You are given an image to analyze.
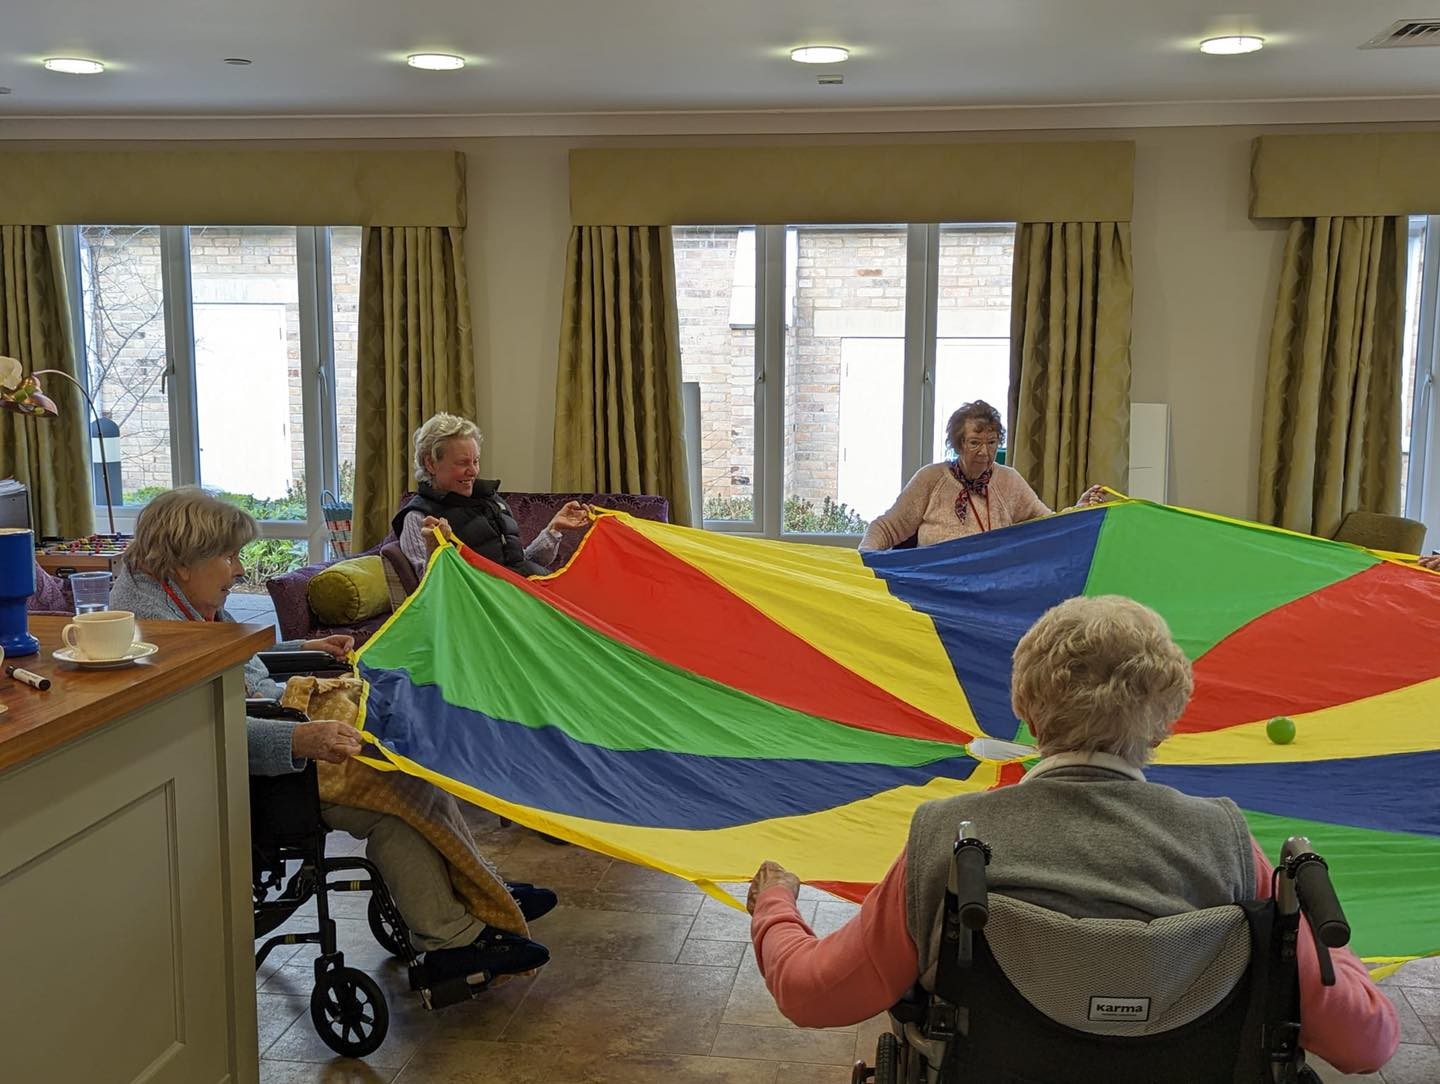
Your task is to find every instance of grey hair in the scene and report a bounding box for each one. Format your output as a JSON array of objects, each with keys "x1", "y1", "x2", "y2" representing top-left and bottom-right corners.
[
  {"x1": 123, "y1": 486, "x2": 258, "y2": 582},
  {"x1": 1011, "y1": 595, "x2": 1193, "y2": 766},
  {"x1": 413, "y1": 413, "x2": 483, "y2": 485}
]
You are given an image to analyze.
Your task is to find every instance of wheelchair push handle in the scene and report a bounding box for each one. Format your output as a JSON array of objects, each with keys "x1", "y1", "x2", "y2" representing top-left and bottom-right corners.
[
  {"x1": 1291, "y1": 854, "x2": 1351, "y2": 949},
  {"x1": 950, "y1": 820, "x2": 991, "y2": 931}
]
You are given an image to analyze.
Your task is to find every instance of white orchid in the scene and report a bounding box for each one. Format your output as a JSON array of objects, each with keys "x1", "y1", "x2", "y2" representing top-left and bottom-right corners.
[{"x1": 0, "y1": 355, "x2": 20, "y2": 392}]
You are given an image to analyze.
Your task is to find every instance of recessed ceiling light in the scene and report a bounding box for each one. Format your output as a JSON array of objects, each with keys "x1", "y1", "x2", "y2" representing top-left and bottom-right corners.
[
  {"x1": 1199, "y1": 35, "x2": 1265, "y2": 55},
  {"x1": 790, "y1": 46, "x2": 850, "y2": 65},
  {"x1": 42, "y1": 57, "x2": 105, "y2": 75},
  {"x1": 407, "y1": 53, "x2": 465, "y2": 71},
  {"x1": 223, "y1": 57, "x2": 253, "y2": 66}
]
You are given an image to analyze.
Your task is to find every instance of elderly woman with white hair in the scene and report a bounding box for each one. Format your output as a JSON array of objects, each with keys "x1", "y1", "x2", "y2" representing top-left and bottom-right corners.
[
  {"x1": 394, "y1": 413, "x2": 589, "y2": 576},
  {"x1": 110, "y1": 487, "x2": 554, "y2": 988},
  {"x1": 744, "y1": 595, "x2": 1398, "y2": 1075}
]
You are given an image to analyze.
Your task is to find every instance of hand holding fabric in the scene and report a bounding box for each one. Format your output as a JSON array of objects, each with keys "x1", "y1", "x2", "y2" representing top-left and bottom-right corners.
[
  {"x1": 747, "y1": 860, "x2": 801, "y2": 914},
  {"x1": 547, "y1": 500, "x2": 591, "y2": 533},
  {"x1": 302, "y1": 634, "x2": 354, "y2": 660},
  {"x1": 291, "y1": 720, "x2": 365, "y2": 764}
]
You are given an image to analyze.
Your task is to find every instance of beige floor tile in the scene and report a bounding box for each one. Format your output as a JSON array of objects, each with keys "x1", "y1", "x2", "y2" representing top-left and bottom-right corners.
[
  {"x1": 1381, "y1": 956, "x2": 1440, "y2": 989},
  {"x1": 259, "y1": 994, "x2": 311, "y2": 1054},
  {"x1": 1378, "y1": 1041, "x2": 1440, "y2": 1084},
  {"x1": 1384, "y1": 986, "x2": 1435, "y2": 1046},
  {"x1": 710, "y1": 1023, "x2": 856, "y2": 1065},
  {"x1": 264, "y1": 992, "x2": 437, "y2": 1070},
  {"x1": 775, "y1": 1064, "x2": 857, "y2": 1084},
  {"x1": 598, "y1": 860, "x2": 704, "y2": 896},
  {"x1": 500, "y1": 836, "x2": 614, "y2": 892},
  {"x1": 1402, "y1": 984, "x2": 1440, "y2": 1042},
  {"x1": 679, "y1": 939, "x2": 749, "y2": 969},
  {"x1": 534, "y1": 905, "x2": 695, "y2": 963},
  {"x1": 559, "y1": 886, "x2": 704, "y2": 916},
  {"x1": 261, "y1": 1059, "x2": 400, "y2": 1083},
  {"x1": 396, "y1": 1040, "x2": 778, "y2": 1083},
  {"x1": 723, "y1": 946, "x2": 804, "y2": 1030},
  {"x1": 498, "y1": 952, "x2": 735, "y2": 1056},
  {"x1": 810, "y1": 901, "x2": 861, "y2": 938}
]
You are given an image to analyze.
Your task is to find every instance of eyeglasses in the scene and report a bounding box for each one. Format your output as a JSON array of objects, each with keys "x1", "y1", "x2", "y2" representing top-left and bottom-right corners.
[{"x1": 961, "y1": 439, "x2": 999, "y2": 453}]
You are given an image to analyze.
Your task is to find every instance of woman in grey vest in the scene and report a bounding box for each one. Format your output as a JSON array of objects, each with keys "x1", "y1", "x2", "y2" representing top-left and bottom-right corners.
[
  {"x1": 745, "y1": 596, "x2": 1397, "y2": 1075},
  {"x1": 395, "y1": 413, "x2": 589, "y2": 577}
]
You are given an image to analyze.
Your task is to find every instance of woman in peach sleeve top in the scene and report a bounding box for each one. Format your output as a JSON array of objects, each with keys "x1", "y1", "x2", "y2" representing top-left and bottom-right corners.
[
  {"x1": 859, "y1": 399, "x2": 1104, "y2": 551},
  {"x1": 746, "y1": 596, "x2": 1399, "y2": 1077}
]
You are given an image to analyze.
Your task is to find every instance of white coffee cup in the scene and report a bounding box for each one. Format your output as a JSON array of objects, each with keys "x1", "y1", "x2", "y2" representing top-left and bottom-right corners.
[{"x1": 61, "y1": 610, "x2": 138, "y2": 661}]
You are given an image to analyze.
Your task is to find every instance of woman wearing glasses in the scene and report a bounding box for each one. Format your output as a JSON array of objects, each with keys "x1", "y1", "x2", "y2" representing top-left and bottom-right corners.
[{"x1": 858, "y1": 400, "x2": 1105, "y2": 552}]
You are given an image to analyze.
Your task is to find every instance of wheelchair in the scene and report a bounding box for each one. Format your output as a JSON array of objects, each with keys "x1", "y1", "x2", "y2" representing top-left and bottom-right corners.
[
  {"x1": 853, "y1": 824, "x2": 1351, "y2": 1084},
  {"x1": 248, "y1": 698, "x2": 506, "y2": 1058}
]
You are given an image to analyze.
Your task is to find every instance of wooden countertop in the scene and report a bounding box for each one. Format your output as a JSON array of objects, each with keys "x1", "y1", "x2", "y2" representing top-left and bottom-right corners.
[{"x1": 0, "y1": 616, "x2": 275, "y2": 774}]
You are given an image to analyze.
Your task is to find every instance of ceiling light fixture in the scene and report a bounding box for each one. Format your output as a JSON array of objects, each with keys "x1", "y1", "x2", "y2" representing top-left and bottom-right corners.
[
  {"x1": 42, "y1": 57, "x2": 105, "y2": 75},
  {"x1": 790, "y1": 46, "x2": 850, "y2": 65},
  {"x1": 223, "y1": 57, "x2": 253, "y2": 66},
  {"x1": 407, "y1": 53, "x2": 465, "y2": 71},
  {"x1": 1199, "y1": 35, "x2": 1265, "y2": 55}
]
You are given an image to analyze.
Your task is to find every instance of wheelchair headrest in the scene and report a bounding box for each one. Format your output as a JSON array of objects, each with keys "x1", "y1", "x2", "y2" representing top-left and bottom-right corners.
[{"x1": 981, "y1": 896, "x2": 1252, "y2": 1037}]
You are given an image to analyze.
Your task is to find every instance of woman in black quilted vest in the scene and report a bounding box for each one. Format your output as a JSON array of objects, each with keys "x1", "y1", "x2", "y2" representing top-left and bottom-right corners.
[{"x1": 393, "y1": 413, "x2": 589, "y2": 577}]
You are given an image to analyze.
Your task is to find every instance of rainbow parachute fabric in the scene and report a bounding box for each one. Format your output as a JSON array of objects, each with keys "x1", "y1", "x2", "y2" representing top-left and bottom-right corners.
[{"x1": 353, "y1": 500, "x2": 1440, "y2": 966}]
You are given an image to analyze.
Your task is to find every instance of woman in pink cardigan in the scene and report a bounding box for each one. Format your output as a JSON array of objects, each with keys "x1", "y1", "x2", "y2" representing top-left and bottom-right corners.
[
  {"x1": 859, "y1": 399, "x2": 1104, "y2": 551},
  {"x1": 747, "y1": 596, "x2": 1399, "y2": 1076}
]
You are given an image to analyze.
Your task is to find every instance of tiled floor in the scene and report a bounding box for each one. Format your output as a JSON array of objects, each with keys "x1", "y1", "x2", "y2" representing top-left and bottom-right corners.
[{"x1": 254, "y1": 811, "x2": 1440, "y2": 1084}]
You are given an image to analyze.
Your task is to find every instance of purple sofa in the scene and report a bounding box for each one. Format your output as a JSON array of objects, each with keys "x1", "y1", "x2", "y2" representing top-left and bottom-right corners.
[{"x1": 266, "y1": 491, "x2": 671, "y2": 645}]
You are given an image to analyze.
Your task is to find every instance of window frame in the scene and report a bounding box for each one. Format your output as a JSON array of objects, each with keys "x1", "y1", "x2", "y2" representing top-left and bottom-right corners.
[
  {"x1": 62, "y1": 224, "x2": 348, "y2": 563},
  {"x1": 1405, "y1": 215, "x2": 1440, "y2": 548},
  {"x1": 688, "y1": 221, "x2": 1010, "y2": 544}
]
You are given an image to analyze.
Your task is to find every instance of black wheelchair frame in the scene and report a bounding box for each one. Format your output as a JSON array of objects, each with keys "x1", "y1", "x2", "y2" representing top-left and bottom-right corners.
[
  {"x1": 248, "y1": 697, "x2": 502, "y2": 1058},
  {"x1": 854, "y1": 825, "x2": 1349, "y2": 1084}
]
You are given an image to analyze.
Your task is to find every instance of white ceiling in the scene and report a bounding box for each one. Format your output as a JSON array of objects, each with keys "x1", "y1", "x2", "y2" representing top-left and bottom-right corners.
[{"x1": 3, "y1": 1, "x2": 1439, "y2": 118}]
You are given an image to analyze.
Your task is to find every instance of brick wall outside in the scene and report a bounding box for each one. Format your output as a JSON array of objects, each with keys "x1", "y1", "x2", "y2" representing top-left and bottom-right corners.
[
  {"x1": 80, "y1": 225, "x2": 362, "y2": 503},
  {"x1": 674, "y1": 224, "x2": 1014, "y2": 515}
]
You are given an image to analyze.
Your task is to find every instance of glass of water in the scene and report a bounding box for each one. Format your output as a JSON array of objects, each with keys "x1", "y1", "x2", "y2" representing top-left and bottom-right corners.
[{"x1": 70, "y1": 571, "x2": 113, "y2": 614}]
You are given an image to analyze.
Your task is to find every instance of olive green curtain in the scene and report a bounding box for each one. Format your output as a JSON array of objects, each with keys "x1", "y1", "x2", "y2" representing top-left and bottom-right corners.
[
  {"x1": 0, "y1": 226, "x2": 93, "y2": 538},
  {"x1": 352, "y1": 226, "x2": 477, "y2": 549},
  {"x1": 1257, "y1": 216, "x2": 1406, "y2": 538},
  {"x1": 552, "y1": 226, "x2": 692, "y2": 525},
  {"x1": 1007, "y1": 222, "x2": 1133, "y2": 509}
]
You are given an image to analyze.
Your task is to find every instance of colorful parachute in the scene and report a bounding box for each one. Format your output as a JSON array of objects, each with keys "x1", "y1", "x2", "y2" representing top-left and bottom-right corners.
[{"x1": 353, "y1": 500, "x2": 1440, "y2": 966}]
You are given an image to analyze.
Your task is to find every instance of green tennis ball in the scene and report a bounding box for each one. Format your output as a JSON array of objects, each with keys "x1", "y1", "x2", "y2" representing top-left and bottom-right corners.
[{"x1": 1266, "y1": 716, "x2": 1296, "y2": 745}]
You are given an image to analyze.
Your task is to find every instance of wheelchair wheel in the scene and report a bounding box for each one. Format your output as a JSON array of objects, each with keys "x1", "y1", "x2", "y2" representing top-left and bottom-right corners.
[
  {"x1": 367, "y1": 893, "x2": 409, "y2": 959},
  {"x1": 310, "y1": 965, "x2": 388, "y2": 1058},
  {"x1": 874, "y1": 1032, "x2": 899, "y2": 1084}
]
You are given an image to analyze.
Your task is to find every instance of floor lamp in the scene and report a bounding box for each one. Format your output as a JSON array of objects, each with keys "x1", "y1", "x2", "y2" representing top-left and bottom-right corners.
[{"x1": 0, "y1": 357, "x2": 118, "y2": 536}]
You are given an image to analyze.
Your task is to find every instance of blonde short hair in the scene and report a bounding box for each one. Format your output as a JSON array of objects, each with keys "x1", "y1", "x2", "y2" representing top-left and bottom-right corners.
[
  {"x1": 413, "y1": 413, "x2": 483, "y2": 485},
  {"x1": 1011, "y1": 595, "x2": 1193, "y2": 766},
  {"x1": 124, "y1": 487, "x2": 258, "y2": 581}
]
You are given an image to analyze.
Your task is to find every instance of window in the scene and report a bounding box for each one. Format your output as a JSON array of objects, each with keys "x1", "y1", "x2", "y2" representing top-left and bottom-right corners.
[
  {"x1": 675, "y1": 223, "x2": 1016, "y2": 540},
  {"x1": 1404, "y1": 216, "x2": 1438, "y2": 549},
  {"x1": 66, "y1": 225, "x2": 363, "y2": 572}
]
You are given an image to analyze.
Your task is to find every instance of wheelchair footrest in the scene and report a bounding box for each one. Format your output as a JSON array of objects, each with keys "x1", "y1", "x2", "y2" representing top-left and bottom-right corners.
[{"x1": 420, "y1": 973, "x2": 494, "y2": 1010}]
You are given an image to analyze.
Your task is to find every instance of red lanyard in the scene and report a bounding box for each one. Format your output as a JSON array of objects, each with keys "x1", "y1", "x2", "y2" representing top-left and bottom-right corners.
[
  {"x1": 972, "y1": 494, "x2": 991, "y2": 534},
  {"x1": 161, "y1": 580, "x2": 217, "y2": 622}
]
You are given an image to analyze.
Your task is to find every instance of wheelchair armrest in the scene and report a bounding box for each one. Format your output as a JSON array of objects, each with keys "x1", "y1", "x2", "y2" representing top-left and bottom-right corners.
[
  {"x1": 889, "y1": 983, "x2": 929, "y2": 1025},
  {"x1": 246, "y1": 698, "x2": 309, "y2": 722},
  {"x1": 257, "y1": 650, "x2": 351, "y2": 678}
]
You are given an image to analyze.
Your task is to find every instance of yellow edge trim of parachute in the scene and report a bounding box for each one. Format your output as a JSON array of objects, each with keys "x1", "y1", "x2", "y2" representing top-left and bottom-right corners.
[
  {"x1": 607, "y1": 511, "x2": 978, "y2": 734},
  {"x1": 345, "y1": 729, "x2": 1001, "y2": 908},
  {"x1": 1155, "y1": 674, "x2": 1440, "y2": 766},
  {"x1": 1094, "y1": 487, "x2": 1429, "y2": 566}
]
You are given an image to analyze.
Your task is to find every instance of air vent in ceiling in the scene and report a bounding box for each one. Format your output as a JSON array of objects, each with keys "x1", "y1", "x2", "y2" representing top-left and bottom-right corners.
[
  {"x1": 817, "y1": 73, "x2": 844, "y2": 86},
  {"x1": 1362, "y1": 20, "x2": 1440, "y2": 48}
]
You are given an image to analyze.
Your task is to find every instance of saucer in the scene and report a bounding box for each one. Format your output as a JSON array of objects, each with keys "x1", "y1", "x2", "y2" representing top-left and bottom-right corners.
[{"x1": 53, "y1": 642, "x2": 159, "y2": 669}]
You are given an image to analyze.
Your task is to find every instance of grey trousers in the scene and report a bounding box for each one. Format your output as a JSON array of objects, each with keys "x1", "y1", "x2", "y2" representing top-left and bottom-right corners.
[{"x1": 321, "y1": 803, "x2": 485, "y2": 952}]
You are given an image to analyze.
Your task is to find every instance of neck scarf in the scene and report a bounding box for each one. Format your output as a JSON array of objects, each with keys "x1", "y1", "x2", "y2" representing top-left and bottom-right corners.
[{"x1": 948, "y1": 461, "x2": 993, "y2": 524}]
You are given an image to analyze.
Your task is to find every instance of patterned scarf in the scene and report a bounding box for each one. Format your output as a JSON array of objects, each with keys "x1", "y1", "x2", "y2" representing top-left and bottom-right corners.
[{"x1": 949, "y1": 461, "x2": 993, "y2": 523}]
